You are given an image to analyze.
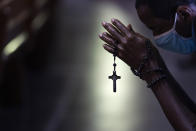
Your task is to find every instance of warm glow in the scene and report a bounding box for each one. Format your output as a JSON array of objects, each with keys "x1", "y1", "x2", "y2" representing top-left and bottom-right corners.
[{"x1": 3, "y1": 32, "x2": 28, "y2": 57}]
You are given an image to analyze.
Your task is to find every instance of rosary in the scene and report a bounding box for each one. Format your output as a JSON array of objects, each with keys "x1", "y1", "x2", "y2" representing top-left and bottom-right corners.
[
  {"x1": 108, "y1": 45, "x2": 121, "y2": 93},
  {"x1": 107, "y1": 40, "x2": 167, "y2": 92}
]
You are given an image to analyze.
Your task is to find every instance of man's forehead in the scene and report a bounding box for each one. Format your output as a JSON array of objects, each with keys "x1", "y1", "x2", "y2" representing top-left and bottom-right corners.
[
  {"x1": 137, "y1": 5, "x2": 155, "y2": 24},
  {"x1": 137, "y1": 5, "x2": 154, "y2": 18}
]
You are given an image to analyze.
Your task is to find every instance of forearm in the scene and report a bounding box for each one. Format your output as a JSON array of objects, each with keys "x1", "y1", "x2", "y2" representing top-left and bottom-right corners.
[
  {"x1": 152, "y1": 78, "x2": 196, "y2": 130},
  {"x1": 145, "y1": 54, "x2": 196, "y2": 130}
]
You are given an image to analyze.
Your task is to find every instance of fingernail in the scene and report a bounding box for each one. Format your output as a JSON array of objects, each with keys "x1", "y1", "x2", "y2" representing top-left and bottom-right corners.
[
  {"x1": 102, "y1": 21, "x2": 106, "y2": 26},
  {"x1": 103, "y1": 32, "x2": 107, "y2": 35},
  {"x1": 99, "y1": 33, "x2": 102, "y2": 37},
  {"x1": 111, "y1": 18, "x2": 115, "y2": 23}
]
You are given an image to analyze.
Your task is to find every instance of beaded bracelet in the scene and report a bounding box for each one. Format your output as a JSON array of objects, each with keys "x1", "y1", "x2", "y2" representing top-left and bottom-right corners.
[
  {"x1": 140, "y1": 68, "x2": 164, "y2": 78},
  {"x1": 130, "y1": 40, "x2": 167, "y2": 89},
  {"x1": 147, "y1": 75, "x2": 167, "y2": 88},
  {"x1": 131, "y1": 40, "x2": 152, "y2": 77}
]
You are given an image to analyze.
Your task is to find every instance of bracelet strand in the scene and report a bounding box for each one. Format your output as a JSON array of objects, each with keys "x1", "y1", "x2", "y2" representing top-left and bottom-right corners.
[
  {"x1": 147, "y1": 75, "x2": 167, "y2": 88},
  {"x1": 130, "y1": 40, "x2": 167, "y2": 89}
]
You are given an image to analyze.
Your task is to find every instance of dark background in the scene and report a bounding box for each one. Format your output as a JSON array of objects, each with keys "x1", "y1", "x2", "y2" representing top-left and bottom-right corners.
[{"x1": 0, "y1": 0, "x2": 196, "y2": 131}]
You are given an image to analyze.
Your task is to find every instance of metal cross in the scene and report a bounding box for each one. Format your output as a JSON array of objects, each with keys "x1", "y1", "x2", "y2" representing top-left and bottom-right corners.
[
  {"x1": 109, "y1": 71, "x2": 121, "y2": 92},
  {"x1": 109, "y1": 53, "x2": 121, "y2": 93}
]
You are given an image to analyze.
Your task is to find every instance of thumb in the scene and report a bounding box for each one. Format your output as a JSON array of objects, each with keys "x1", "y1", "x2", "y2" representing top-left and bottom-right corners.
[{"x1": 127, "y1": 24, "x2": 135, "y2": 33}]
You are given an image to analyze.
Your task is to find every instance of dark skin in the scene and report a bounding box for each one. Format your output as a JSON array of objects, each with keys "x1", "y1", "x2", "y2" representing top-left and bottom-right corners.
[
  {"x1": 99, "y1": 4, "x2": 196, "y2": 131},
  {"x1": 137, "y1": 5, "x2": 194, "y2": 37}
]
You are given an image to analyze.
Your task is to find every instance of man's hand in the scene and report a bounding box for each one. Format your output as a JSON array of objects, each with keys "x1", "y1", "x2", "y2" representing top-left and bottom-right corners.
[
  {"x1": 99, "y1": 19, "x2": 196, "y2": 131},
  {"x1": 99, "y1": 18, "x2": 166, "y2": 83},
  {"x1": 99, "y1": 18, "x2": 157, "y2": 69}
]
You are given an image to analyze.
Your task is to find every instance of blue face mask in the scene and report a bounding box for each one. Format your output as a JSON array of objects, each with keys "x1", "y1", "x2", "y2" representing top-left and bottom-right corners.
[{"x1": 154, "y1": 13, "x2": 196, "y2": 54}]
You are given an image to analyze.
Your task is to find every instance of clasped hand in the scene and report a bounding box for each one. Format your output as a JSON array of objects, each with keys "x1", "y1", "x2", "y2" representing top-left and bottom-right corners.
[{"x1": 99, "y1": 18, "x2": 157, "y2": 69}]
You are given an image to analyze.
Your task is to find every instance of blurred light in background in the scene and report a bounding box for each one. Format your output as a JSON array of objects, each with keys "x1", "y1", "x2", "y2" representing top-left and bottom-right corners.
[
  {"x1": 32, "y1": 11, "x2": 49, "y2": 31},
  {"x1": 3, "y1": 32, "x2": 28, "y2": 57}
]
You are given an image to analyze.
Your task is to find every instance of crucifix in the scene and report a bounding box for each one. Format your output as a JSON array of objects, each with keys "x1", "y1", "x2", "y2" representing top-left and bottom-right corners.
[{"x1": 108, "y1": 49, "x2": 121, "y2": 93}]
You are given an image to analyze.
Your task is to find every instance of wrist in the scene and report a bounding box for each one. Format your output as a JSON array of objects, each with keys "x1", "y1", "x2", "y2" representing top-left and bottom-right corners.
[
  {"x1": 130, "y1": 39, "x2": 168, "y2": 86},
  {"x1": 143, "y1": 59, "x2": 167, "y2": 84}
]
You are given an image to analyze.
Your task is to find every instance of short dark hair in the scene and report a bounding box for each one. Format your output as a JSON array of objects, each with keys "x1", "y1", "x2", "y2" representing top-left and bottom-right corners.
[{"x1": 135, "y1": 0, "x2": 193, "y2": 20}]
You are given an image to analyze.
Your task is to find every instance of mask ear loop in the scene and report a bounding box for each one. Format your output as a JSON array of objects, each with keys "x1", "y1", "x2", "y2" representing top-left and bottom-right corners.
[
  {"x1": 154, "y1": 13, "x2": 178, "y2": 39},
  {"x1": 173, "y1": 13, "x2": 178, "y2": 29}
]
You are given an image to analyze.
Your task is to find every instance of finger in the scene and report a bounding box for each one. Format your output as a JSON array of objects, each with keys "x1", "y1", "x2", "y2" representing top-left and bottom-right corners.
[
  {"x1": 105, "y1": 33, "x2": 120, "y2": 45},
  {"x1": 102, "y1": 22, "x2": 124, "y2": 42},
  {"x1": 100, "y1": 33, "x2": 125, "y2": 52},
  {"x1": 111, "y1": 18, "x2": 131, "y2": 36},
  {"x1": 104, "y1": 32, "x2": 119, "y2": 46},
  {"x1": 103, "y1": 44, "x2": 115, "y2": 54},
  {"x1": 99, "y1": 32, "x2": 116, "y2": 47},
  {"x1": 103, "y1": 44, "x2": 124, "y2": 59},
  {"x1": 104, "y1": 32, "x2": 115, "y2": 40}
]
